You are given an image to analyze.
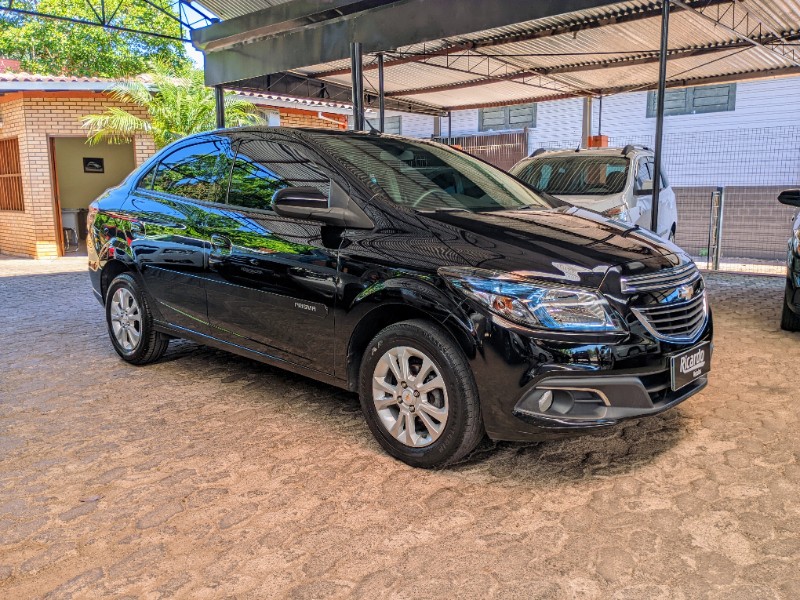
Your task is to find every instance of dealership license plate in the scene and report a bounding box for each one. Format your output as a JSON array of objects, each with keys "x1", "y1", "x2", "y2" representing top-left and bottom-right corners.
[{"x1": 670, "y1": 342, "x2": 711, "y2": 391}]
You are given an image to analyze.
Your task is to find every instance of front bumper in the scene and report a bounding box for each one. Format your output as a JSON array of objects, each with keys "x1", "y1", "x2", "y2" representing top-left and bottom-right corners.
[
  {"x1": 511, "y1": 369, "x2": 706, "y2": 431},
  {"x1": 468, "y1": 312, "x2": 713, "y2": 442}
]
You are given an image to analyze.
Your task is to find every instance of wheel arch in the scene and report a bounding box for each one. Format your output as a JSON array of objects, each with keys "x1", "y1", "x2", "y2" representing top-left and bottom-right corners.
[
  {"x1": 344, "y1": 287, "x2": 478, "y2": 392},
  {"x1": 100, "y1": 259, "x2": 131, "y2": 303}
]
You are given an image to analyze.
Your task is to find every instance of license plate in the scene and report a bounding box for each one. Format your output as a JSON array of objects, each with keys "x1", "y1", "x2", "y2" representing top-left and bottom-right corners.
[{"x1": 670, "y1": 342, "x2": 711, "y2": 391}]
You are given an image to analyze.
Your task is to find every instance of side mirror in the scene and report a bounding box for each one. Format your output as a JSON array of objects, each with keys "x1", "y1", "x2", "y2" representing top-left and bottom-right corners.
[
  {"x1": 634, "y1": 179, "x2": 653, "y2": 195},
  {"x1": 272, "y1": 183, "x2": 373, "y2": 229},
  {"x1": 778, "y1": 189, "x2": 800, "y2": 207},
  {"x1": 273, "y1": 187, "x2": 328, "y2": 216}
]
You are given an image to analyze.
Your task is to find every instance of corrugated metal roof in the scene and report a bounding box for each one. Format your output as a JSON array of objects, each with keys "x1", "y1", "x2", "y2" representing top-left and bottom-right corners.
[{"x1": 197, "y1": 0, "x2": 800, "y2": 110}]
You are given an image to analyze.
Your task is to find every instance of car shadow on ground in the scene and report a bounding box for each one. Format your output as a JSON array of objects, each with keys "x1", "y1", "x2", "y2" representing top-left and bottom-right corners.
[{"x1": 157, "y1": 338, "x2": 688, "y2": 485}]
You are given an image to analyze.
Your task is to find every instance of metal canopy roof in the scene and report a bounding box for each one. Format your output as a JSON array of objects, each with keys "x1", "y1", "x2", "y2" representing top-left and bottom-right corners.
[{"x1": 192, "y1": 0, "x2": 800, "y2": 115}]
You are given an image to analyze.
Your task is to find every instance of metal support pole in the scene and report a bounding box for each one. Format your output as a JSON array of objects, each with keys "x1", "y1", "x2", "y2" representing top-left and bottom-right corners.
[
  {"x1": 706, "y1": 187, "x2": 725, "y2": 271},
  {"x1": 581, "y1": 97, "x2": 593, "y2": 148},
  {"x1": 214, "y1": 85, "x2": 225, "y2": 129},
  {"x1": 350, "y1": 42, "x2": 364, "y2": 131},
  {"x1": 377, "y1": 53, "x2": 385, "y2": 133},
  {"x1": 651, "y1": 0, "x2": 671, "y2": 234},
  {"x1": 448, "y1": 111, "x2": 452, "y2": 138},
  {"x1": 598, "y1": 93, "x2": 603, "y2": 136}
]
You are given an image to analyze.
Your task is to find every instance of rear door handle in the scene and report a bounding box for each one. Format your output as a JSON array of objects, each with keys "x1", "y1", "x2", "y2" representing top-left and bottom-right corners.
[{"x1": 211, "y1": 234, "x2": 232, "y2": 249}]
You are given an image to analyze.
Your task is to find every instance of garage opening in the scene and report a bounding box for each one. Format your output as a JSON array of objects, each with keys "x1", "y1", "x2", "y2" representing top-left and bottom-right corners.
[{"x1": 51, "y1": 137, "x2": 135, "y2": 256}]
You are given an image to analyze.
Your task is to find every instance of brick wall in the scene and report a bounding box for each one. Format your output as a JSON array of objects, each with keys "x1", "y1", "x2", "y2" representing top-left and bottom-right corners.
[
  {"x1": 278, "y1": 107, "x2": 347, "y2": 130},
  {"x1": 0, "y1": 98, "x2": 34, "y2": 257},
  {"x1": 0, "y1": 94, "x2": 344, "y2": 259},
  {"x1": 0, "y1": 92, "x2": 155, "y2": 258}
]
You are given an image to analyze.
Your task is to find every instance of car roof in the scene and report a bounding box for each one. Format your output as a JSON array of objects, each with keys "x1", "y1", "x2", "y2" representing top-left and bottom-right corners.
[{"x1": 527, "y1": 147, "x2": 651, "y2": 158}]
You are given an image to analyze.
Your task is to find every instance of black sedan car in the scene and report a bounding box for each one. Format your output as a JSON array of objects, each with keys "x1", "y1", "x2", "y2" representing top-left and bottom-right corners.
[
  {"x1": 88, "y1": 128, "x2": 712, "y2": 467},
  {"x1": 778, "y1": 189, "x2": 800, "y2": 331}
]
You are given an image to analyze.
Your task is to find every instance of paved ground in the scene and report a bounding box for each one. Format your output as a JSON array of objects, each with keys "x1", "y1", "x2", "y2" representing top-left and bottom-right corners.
[{"x1": 1, "y1": 256, "x2": 799, "y2": 599}]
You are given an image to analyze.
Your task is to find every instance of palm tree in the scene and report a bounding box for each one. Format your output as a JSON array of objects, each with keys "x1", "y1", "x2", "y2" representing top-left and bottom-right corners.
[{"x1": 82, "y1": 64, "x2": 263, "y2": 148}]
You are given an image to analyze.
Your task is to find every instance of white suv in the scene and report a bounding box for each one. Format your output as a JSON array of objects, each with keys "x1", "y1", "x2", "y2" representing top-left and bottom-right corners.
[{"x1": 509, "y1": 146, "x2": 678, "y2": 242}]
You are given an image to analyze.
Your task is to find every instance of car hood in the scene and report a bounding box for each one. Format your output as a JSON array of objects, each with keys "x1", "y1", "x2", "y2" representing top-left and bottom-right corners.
[{"x1": 412, "y1": 205, "x2": 685, "y2": 288}]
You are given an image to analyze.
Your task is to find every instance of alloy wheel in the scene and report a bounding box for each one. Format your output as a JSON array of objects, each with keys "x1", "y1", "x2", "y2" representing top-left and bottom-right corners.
[
  {"x1": 372, "y1": 346, "x2": 449, "y2": 447},
  {"x1": 110, "y1": 287, "x2": 142, "y2": 351}
]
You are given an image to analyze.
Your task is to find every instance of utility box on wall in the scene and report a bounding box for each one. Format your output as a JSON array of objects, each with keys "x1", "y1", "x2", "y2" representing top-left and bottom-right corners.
[{"x1": 588, "y1": 135, "x2": 609, "y2": 148}]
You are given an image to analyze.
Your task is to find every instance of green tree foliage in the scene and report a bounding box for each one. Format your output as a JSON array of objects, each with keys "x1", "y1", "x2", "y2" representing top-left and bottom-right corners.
[
  {"x1": 82, "y1": 64, "x2": 264, "y2": 148},
  {"x1": 0, "y1": 0, "x2": 188, "y2": 76}
]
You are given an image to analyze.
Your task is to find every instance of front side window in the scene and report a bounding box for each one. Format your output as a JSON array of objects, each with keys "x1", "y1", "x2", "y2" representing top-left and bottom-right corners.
[
  {"x1": 636, "y1": 158, "x2": 667, "y2": 192},
  {"x1": 516, "y1": 155, "x2": 629, "y2": 196},
  {"x1": 309, "y1": 133, "x2": 561, "y2": 213},
  {"x1": 146, "y1": 141, "x2": 228, "y2": 202},
  {"x1": 226, "y1": 139, "x2": 331, "y2": 210}
]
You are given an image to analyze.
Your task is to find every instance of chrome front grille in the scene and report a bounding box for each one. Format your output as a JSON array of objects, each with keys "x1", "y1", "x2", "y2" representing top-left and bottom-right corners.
[
  {"x1": 620, "y1": 262, "x2": 700, "y2": 294},
  {"x1": 630, "y1": 291, "x2": 708, "y2": 343},
  {"x1": 622, "y1": 263, "x2": 708, "y2": 343}
]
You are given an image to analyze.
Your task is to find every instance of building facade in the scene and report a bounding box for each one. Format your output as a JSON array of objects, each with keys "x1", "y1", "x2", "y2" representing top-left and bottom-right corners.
[{"x1": 0, "y1": 74, "x2": 350, "y2": 259}]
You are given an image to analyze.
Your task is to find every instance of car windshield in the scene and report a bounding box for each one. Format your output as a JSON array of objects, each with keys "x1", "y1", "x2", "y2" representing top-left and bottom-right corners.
[
  {"x1": 307, "y1": 133, "x2": 562, "y2": 213},
  {"x1": 513, "y1": 155, "x2": 629, "y2": 196}
]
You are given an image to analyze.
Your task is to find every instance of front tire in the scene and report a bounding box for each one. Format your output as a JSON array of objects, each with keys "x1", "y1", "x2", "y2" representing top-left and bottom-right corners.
[
  {"x1": 359, "y1": 319, "x2": 484, "y2": 468},
  {"x1": 780, "y1": 280, "x2": 800, "y2": 331},
  {"x1": 105, "y1": 273, "x2": 169, "y2": 364}
]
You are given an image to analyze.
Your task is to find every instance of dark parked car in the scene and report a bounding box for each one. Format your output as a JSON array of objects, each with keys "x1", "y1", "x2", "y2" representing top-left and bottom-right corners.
[
  {"x1": 88, "y1": 128, "x2": 712, "y2": 467},
  {"x1": 778, "y1": 189, "x2": 800, "y2": 331}
]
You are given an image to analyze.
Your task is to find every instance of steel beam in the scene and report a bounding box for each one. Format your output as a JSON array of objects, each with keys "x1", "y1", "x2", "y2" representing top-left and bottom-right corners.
[
  {"x1": 380, "y1": 39, "x2": 767, "y2": 99},
  {"x1": 311, "y1": 0, "x2": 732, "y2": 78},
  {"x1": 200, "y1": 0, "x2": 621, "y2": 87},
  {"x1": 215, "y1": 85, "x2": 225, "y2": 129},
  {"x1": 651, "y1": 0, "x2": 670, "y2": 235},
  {"x1": 377, "y1": 53, "x2": 385, "y2": 133},
  {"x1": 672, "y1": 0, "x2": 800, "y2": 68},
  {"x1": 350, "y1": 42, "x2": 365, "y2": 131},
  {"x1": 195, "y1": 0, "x2": 391, "y2": 52}
]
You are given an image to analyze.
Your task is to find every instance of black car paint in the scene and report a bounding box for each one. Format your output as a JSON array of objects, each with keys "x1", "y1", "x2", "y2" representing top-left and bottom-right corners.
[
  {"x1": 88, "y1": 127, "x2": 712, "y2": 443},
  {"x1": 784, "y1": 204, "x2": 800, "y2": 315}
]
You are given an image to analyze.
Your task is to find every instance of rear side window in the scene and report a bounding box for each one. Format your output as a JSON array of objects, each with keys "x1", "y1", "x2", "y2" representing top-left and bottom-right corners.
[
  {"x1": 226, "y1": 139, "x2": 331, "y2": 210},
  {"x1": 143, "y1": 141, "x2": 228, "y2": 202}
]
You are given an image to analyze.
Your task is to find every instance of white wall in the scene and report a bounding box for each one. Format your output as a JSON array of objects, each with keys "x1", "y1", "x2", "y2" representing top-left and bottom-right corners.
[{"x1": 390, "y1": 75, "x2": 800, "y2": 188}]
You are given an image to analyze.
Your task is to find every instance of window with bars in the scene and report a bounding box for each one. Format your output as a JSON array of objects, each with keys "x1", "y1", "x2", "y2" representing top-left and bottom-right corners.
[
  {"x1": 479, "y1": 103, "x2": 537, "y2": 132},
  {"x1": 366, "y1": 115, "x2": 402, "y2": 134},
  {"x1": 646, "y1": 84, "x2": 736, "y2": 118},
  {"x1": 0, "y1": 137, "x2": 24, "y2": 211}
]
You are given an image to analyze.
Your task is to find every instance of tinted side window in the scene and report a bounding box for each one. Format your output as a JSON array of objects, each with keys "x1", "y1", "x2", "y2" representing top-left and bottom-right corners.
[
  {"x1": 150, "y1": 141, "x2": 226, "y2": 201},
  {"x1": 642, "y1": 158, "x2": 667, "y2": 190},
  {"x1": 226, "y1": 139, "x2": 331, "y2": 210},
  {"x1": 635, "y1": 158, "x2": 651, "y2": 191}
]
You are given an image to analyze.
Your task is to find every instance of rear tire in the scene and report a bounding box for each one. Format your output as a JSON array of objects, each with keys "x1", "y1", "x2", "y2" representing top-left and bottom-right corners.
[
  {"x1": 359, "y1": 319, "x2": 484, "y2": 468},
  {"x1": 780, "y1": 281, "x2": 800, "y2": 332},
  {"x1": 105, "y1": 273, "x2": 169, "y2": 364}
]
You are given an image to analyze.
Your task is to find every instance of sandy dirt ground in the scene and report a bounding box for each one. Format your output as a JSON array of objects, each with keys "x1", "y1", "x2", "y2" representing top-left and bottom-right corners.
[{"x1": 0, "y1": 256, "x2": 798, "y2": 599}]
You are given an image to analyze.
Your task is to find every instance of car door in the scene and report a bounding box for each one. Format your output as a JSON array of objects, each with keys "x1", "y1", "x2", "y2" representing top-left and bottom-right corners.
[
  {"x1": 128, "y1": 138, "x2": 230, "y2": 333},
  {"x1": 203, "y1": 132, "x2": 340, "y2": 374}
]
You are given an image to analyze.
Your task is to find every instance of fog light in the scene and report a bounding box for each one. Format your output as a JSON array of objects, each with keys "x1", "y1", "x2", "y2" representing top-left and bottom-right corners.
[{"x1": 538, "y1": 390, "x2": 553, "y2": 412}]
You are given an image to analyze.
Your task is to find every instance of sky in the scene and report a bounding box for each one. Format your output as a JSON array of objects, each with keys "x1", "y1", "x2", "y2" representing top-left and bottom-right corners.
[{"x1": 185, "y1": 43, "x2": 205, "y2": 68}]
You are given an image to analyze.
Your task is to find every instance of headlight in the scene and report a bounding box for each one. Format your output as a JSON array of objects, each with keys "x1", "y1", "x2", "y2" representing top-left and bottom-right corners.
[
  {"x1": 603, "y1": 205, "x2": 631, "y2": 223},
  {"x1": 439, "y1": 267, "x2": 622, "y2": 332}
]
